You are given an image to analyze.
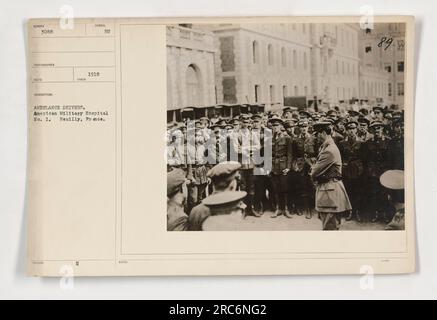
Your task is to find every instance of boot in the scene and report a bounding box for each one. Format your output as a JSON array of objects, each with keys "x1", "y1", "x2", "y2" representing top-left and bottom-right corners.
[
  {"x1": 284, "y1": 208, "x2": 293, "y2": 219},
  {"x1": 356, "y1": 210, "x2": 363, "y2": 223},
  {"x1": 371, "y1": 211, "x2": 380, "y2": 223},
  {"x1": 252, "y1": 207, "x2": 262, "y2": 217},
  {"x1": 345, "y1": 210, "x2": 354, "y2": 221},
  {"x1": 305, "y1": 208, "x2": 313, "y2": 219},
  {"x1": 244, "y1": 194, "x2": 254, "y2": 217},
  {"x1": 271, "y1": 209, "x2": 281, "y2": 218}
]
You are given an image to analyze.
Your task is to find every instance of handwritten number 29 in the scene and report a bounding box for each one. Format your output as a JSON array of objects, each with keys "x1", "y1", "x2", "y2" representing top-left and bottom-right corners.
[{"x1": 377, "y1": 37, "x2": 393, "y2": 51}]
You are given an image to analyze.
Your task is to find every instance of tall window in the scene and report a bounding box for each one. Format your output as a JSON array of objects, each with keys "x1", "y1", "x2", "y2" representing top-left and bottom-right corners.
[
  {"x1": 293, "y1": 50, "x2": 297, "y2": 69},
  {"x1": 252, "y1": 41, "x2": 259, "y2": 64},
  {"x1": 282, "y1": 85, "x2": 288, "y2": 99},
  {"x1": 294, "y1": 85, "x2": 299, "y2": 96},
  {"x1": 302, "y1": 23, "x2": 306, "y2": 34},
  {"x1": 268, "y1": 44, "x2": 274, "y2": 65},
  {"x1": 388, "y1": 83, "x2": 392, "y2": 97},
  {"x1": 303, "y1": 52, "x2": 308, "y2": 70},
  {"x1": 397, "y1": 82, "x2": 404, "y2": 96},
  {"x1": 304, "y1": 86, "x2": 308, "y2": 96},
  {"x1": 254, "y1": 85, "x2": 260, "y2": 102},
  {"x1": 269, "y1": 85, "x2": 275, "y2": 102},
  {"x1": 397, "y1": 61, "x2": 404, "y2": 72},
  {"x1": 385, "y1": 63, "x2": 392, "y2": 73},
  {"x1": 281, "y1": 47, "x2": 286, "y2": 67},
  {"x1": 336, "y1": 60, "x2": 339, "y2": 74}
]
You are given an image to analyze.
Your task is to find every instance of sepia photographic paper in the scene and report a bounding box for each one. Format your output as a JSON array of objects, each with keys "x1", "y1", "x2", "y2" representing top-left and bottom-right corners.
[{"x1": 27, "y1": 16, "x2": 415, "y2": 276}]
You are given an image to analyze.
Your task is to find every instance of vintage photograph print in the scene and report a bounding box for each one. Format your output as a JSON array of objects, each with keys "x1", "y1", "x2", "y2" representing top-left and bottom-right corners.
[{"x1": 166, "y1": 22, "x2": 406, "y2": 232}]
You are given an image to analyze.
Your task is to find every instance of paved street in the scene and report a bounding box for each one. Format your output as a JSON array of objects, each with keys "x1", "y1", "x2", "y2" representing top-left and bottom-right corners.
[{"x1": 242, "y1": 211, "x2": 386, "y2": 231}]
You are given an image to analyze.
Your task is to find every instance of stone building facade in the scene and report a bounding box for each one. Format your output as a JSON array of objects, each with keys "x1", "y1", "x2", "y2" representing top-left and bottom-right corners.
[
  {"x1": 166, "y1": 25, "x2": 217, "y2": 110},
  {"x1": 166, "y1": 23, "x2": 405, "y2": 111},
  {"x1": 358, "y1": 23, "x2": 406, "y2": 107},
  {"x1": 309, "y1": 23, "x2": 360, "y2": 105}
]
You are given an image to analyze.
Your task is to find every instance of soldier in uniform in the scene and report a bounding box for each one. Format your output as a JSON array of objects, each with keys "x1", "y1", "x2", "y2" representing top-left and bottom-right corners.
[
  {"x1": 269, "y1": 115, "x2": 293, "y2": 218},
  {"x1": 357, "y1": 117, "x2": 373, "y2": 142},
  {"x1": 311, "y1": 122, "x2": 352, "y2": 230},
  {"x1": 167, "y1": 168, "x2": 189, "y2": 231},
  {"x1": 389, "y1": 118, "x2": 404, "y2": 170},
  {"x1": 289, "y1": 119, "x2": 315, "y2": 218},
  {"x1": 251, "y1": 114, "x2": 272, "y2": 216},
  {"x1": 187, "y1": 162, "x2": 241, "y2": 231},
  {"x1": 361, "y1": 120, "x2": 392, "y2": 222},
  {"x1": 166, "y1": 123, "x2": 196, "y2": 213},
  {"x1": 372, "y1": 106, "x2": 384, "y2": 122},
  {"x1": 339, "y1": 121, "x2": 364, "y2": 222},
  {"x1": 237, "y1": 115, "x2": 259, "y2": 216},
  {"x1": 201, "y1": 191, "x2": 249, "y2": 231},
  {"x1": 192, "y1": 121, "x2": 209, "y2": 204}
]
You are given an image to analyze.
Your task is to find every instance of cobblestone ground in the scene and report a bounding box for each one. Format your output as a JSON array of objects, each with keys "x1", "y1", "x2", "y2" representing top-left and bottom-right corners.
[{"x1": 242, "y1": 210, "x2": 387, "y2": 231}]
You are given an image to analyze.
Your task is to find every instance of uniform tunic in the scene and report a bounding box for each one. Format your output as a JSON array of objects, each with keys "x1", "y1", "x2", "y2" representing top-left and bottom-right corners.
[{"x1": 311, "y1": 136, "x2": 352, "y2": 213}]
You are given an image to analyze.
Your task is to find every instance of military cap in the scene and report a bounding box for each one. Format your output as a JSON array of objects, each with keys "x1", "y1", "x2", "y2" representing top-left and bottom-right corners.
[
  {"x1": 325, "y1": 117, "x2": 336, "y2": 125},
  {"x1": 392, "y1": 111, "x2": 403, "y2": 119},
  {"x1": 239, "y1": 113, "x2": 251, "y2": 120},
  {"x1": 345, "y1": 121, "x2": 358, "y2": 129},
  {"x1": 252, "y1": 114, "x2": 262, "y2": 121},
  {"x1": 230, "y1": 118, "x2": 240, "y2": 125},
  {"x1": 199, "y1": 116, "x2": 210, "y2": 122},
  {"x1": 369, "y1": 120, "x2": 384, "y2": 129},
  {"x1": 225, "y1": 124, "x2": 233, "y2": 130},
  {"x1": 373, "y1": 106, "x2": 383, "y2": 112},
  {"x1": 218, "y1": 119, "x2": 227, "y2": 126},
  {"x1": 299, "y1": 110, "x2": 311, "y2": 118},
  {"x1": 269, "y1": 114, "x2": 284, "y2": 125},
  {"x1": 210, "y1": 123, "x2": 224, "y2": 130},
  {"x1": 167, "y1": 168, "x2": 186, "y2": 197},
  {"x1": 284, "y1": 119, "x2": 296, "y2": 128},
  {"x1": 327, "y1": 109, "x2": 338, "y2": 116},
  {"x1": 202, "y1": 191, "x2": 247, "y2": 215},
  {"x1": 298, "y1": 119, "x2": 309, "y2": 127},
  {"x1": 313, "y1": 121, "x2": 332, "y2": 132},
  {"x1": 357, "y1": 117, "x2": 370, "y2": 125},
  {"x1": 348, "y1": 110, "x2": 360, "y2": 117},
  {"x1": 380, "y1": 170, "x2": 404, "y2": 190},
  {"x1": 207, "y1": 161, "x2": 241, "y2": 183},
  {"x1": 359, "y1": 108, "x2": 369, "y2": 115},
  {"x1": 384, "y1": 112, "x2": 393, "y2": 119}
]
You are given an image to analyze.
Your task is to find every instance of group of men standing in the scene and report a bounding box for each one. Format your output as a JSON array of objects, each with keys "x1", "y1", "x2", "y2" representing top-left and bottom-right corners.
[{"x1": 166, "y1": 104, "x2": 405, "y2": 231}]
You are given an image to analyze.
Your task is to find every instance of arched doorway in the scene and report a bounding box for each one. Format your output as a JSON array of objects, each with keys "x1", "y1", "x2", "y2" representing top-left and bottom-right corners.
[{"x1": 185, "y1": 64, "x2": 202, "y2": 106}]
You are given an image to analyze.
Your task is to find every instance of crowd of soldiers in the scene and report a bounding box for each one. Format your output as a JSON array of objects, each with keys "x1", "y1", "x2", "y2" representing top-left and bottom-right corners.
[{"x1": 166, "y1": 103, "x2": 405, "y2": 231}]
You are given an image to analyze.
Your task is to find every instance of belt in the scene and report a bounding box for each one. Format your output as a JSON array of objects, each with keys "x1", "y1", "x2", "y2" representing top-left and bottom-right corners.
[{"x1": 316, "y1": 176, "x2": 342, "y2": 184}]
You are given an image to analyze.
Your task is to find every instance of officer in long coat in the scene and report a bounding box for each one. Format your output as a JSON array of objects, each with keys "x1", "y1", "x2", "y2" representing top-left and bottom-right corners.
[{"x1": 311, "y1": 121, "x2": 352, "y2": 230}]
